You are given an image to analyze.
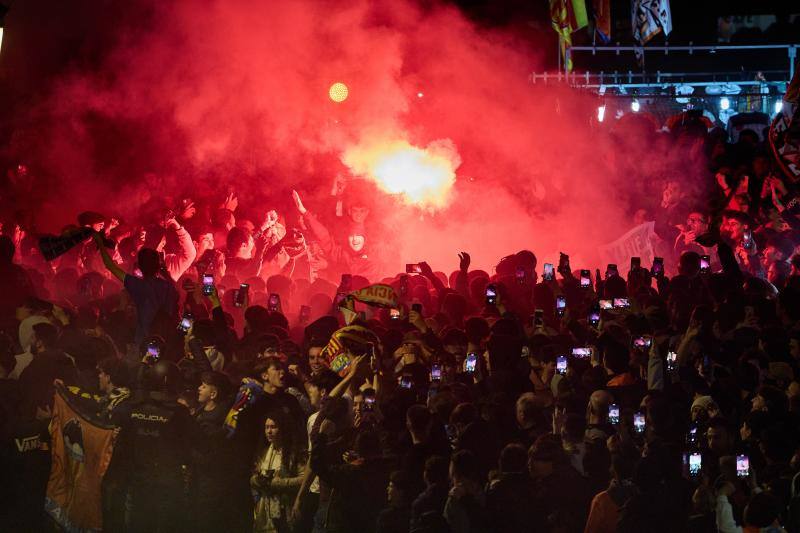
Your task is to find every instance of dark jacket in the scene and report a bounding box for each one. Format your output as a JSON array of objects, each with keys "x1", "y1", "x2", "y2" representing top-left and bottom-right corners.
[
  {"x1": 0, "y1": 262, "x2": 34, "y2": 333},
  {"x1": 110, "y1": 391, "x2": 194, "y2": 487},
  {"x1": 401, "y1": 440, "x2": 444, "y2": 499},
  {"x1": 190, "y1": 400, "x2": 232, "y2": 532},
  {"x1": 616, "y1": 478, "x2": 693, "y2": 533},
  {"x1": 456, "y1": 419, "x2": 501, "y2": 480},
  {"x1": 19, "y1": 349, "x2": 78, "y2": 414},
  {"x1": 303, "y1": 211, "x2": 381, "y2": 280},
  {"x1": 531, "y1": 463, "x2": 594, "y2": 533},
  {"x1": 376, "y1": 504, "x2": 411, "y2": 533},
  {"x1": 0, "y1": 414, "x2": 50, "y2": 532},
  {"x1": 108, "y1": 390, "x2": 194, "y2": 532},
  {"x1": 485, "y1": 472, "x2": 537, "y2": 533},
  {"x1": 224, "y1": 385, "x2": 306, "y2": 532},
  {"x1": 311, "y1": 433, "x2": 395, "y2": 533},
  {"x1": 411, "y1": 483, "x2": 449, "y2": 531}
]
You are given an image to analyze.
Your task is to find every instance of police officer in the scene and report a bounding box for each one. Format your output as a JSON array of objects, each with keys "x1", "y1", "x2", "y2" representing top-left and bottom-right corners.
[{"x1": 109, "y1": 360, "x2": 193, "y2": 532}]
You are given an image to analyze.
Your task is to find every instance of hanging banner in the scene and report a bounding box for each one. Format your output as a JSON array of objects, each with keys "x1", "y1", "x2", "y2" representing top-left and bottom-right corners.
[
  {"x1": 598, "y1": 221, "x2": 656, "y2": 268},
  {"x1": 632, "y1": 0, "x2": 672, "y2": 44}
]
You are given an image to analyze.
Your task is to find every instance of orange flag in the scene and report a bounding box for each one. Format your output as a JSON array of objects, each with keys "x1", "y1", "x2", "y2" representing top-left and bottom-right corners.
[{"x1": 44, "y1": 387, "x2": 116, "y2": 532}]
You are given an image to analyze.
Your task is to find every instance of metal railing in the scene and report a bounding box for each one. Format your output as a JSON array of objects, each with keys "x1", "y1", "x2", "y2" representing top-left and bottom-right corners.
[
  {"x1": 563, "y1": 43, "x2": 797, "y2": 78},
  {"x1": 529, "y1": 71, "x2": 787, "y2": 92}
]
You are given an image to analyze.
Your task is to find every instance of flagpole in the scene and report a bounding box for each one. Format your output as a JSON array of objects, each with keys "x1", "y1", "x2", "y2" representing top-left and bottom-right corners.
[{"x1": 558, "y1": 35, "x2": 562, "y2": 72}]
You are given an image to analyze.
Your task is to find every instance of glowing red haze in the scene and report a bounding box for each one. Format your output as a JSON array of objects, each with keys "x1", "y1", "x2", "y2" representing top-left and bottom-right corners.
[{"x1": 2, "y1": 0, "x2": 687, "y2": 276}]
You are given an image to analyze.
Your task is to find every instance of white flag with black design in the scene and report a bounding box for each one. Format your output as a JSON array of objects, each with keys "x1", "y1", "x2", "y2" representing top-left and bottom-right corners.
[{"x1": 631, "y1": 0, "x2": 672, "y2": 44}]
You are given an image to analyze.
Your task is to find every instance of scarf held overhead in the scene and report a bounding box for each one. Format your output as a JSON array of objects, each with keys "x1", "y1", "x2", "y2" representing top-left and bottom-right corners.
[
  {"x1": 349, "y1": 284, "x2": 398, "y2": 308},
  {"x1": 322, "y1": 325, "x2": 377, "y2": 375}
]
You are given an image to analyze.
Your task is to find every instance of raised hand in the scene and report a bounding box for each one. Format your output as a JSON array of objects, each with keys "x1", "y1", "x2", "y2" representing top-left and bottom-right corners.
[
  {"x1": 220, "y1": 192, "x2": 238, "y2": 212},
  {"x1": 458, "y1": 251, "x2": 471, "y2": 272},
  {"x1": 331, "y1": 174, "x2": 347, "y2": 196},
  {"x1": 178, "y1": 199, "x2": 196, "y2": 220},
  {"x1": 12, "y1": 225, "x2": 25, "y2": 247},
  {"x1": 263, "y1": 209, "x2": 279, "y2": 229},
  {"x1": 158, "y1": 207, "x2": 177, "y2": 228},
  {"x1": 408, "y1": 309, "x2": 426, "y2": 332},
  {"x1": 292, "y1": 190, "x2": 308, "y2": 215},
  {"x1": 206, "y1": 285, "x2": 221, "y2": 308},
  {"x1": 736, "y1": 175, "x2": 749, "y2": 194},
  {"x1": 418, "y1": 261, "x2": 434, "y2": 277},
  {"x1": 715, "y1": 172, "x2": 729, "y2": 192},
  {"x1": 164, "y1": 216, "x2": 180, "y2": 230}
]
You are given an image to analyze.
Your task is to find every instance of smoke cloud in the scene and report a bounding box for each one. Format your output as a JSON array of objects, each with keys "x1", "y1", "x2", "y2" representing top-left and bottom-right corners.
[{"x1": 2, "y1": 0, "x2": 693, "y2": 276}]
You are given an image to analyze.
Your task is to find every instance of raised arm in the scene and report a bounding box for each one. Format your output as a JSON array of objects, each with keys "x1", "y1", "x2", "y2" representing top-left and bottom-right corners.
[
  {"x1": 92, "y1": 232, "x2": 125, "y2": 282},
  {"x1": 418, "y1": 261, "x2": 446, "y2": 298},
  {"x1": 293, "y1": 190, "x2": 343, "y2": 262},
  {"x1": 329, "y1": 354, "x2": 369, "y2": 399},
  {"x1": 717, "y1": 240, "x2": 743, "y2": 281},
  {"x1": 206, "y1": 287, "x2": 237, "y2": 357},
  {"x1": 454, "y1": 252, "x2": 471, "y2": 299},
  {"x1": 164, "y1": 218, "x2": 196, "y2": 281}
]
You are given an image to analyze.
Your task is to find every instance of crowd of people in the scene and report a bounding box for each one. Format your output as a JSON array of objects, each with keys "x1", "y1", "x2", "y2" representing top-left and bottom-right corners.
[{"x1": 1, "y1": 94, "x2": 800, "y2": 533}]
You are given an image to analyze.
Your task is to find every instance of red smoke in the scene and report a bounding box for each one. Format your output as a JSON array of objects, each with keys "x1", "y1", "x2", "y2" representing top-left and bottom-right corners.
[{"x1": 3, "y1": 0, "x2": 682, "y2": 276}]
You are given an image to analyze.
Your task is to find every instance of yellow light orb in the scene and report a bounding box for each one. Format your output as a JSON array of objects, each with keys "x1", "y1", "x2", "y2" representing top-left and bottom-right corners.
[{"x1": 329, "y1": 82, "x2": 349, "y2": 103}]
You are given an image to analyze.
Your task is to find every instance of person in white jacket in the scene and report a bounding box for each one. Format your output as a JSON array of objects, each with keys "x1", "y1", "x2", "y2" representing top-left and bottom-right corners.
[
  {"x1": 146, "y1": 215, "x2": 197, "y2": 281},
  {"x1": 715, "y1": 476, "x2": 783, "y2": 533}
]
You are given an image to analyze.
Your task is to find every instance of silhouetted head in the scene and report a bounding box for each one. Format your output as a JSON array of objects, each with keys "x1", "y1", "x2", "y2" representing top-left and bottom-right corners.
[{"x1": 137, "y1": 248, "x2": 161, "y2": 277}]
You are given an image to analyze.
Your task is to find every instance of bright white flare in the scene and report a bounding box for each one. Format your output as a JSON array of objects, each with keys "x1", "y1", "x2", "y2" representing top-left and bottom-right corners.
[
  {"x1": 775, "y1": 101, "x2": 783, "y2": 114},
  {"x1": 597, "y1": 105, "x2": 606, "y2": 122},
  {"x1": 631, "y1": 99, "x2": 640, "y2": 112},
  {"x1": 720, "y1": 97, "x2": 730, "y2": 110},
  {"x1": 343, "y1": 139, "x2": 460, "y2": 209}
]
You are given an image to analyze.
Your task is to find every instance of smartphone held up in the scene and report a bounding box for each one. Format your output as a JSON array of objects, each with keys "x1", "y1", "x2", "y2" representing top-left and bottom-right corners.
[
  {"x1": 543, "y1": 263, "x2": 555, "y2": 281},
  {"x1": 465, "y1": 352, "x2": 478, "y2": 373},
  {"x1": 556, "y1": 355, "x2": 568, "y2": 375},
  {"x1": 202, "y1": 273, "x2": 214, "y2": 296},
  {"x1": 555, "y1": 296, "x2": 566, "y2": 317},
  {"x1": 405, "y1": 264, "x2": 423, "y2": 274},
  {"x1": 485, "y1": 284, "x2": 497, "y2": 306},
  {"x1": 268, "y1": 293, "x2": 281, "y2": 312},
  {"x1": 234, "y1": 283, "x2": 249, "y2": 307}
]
